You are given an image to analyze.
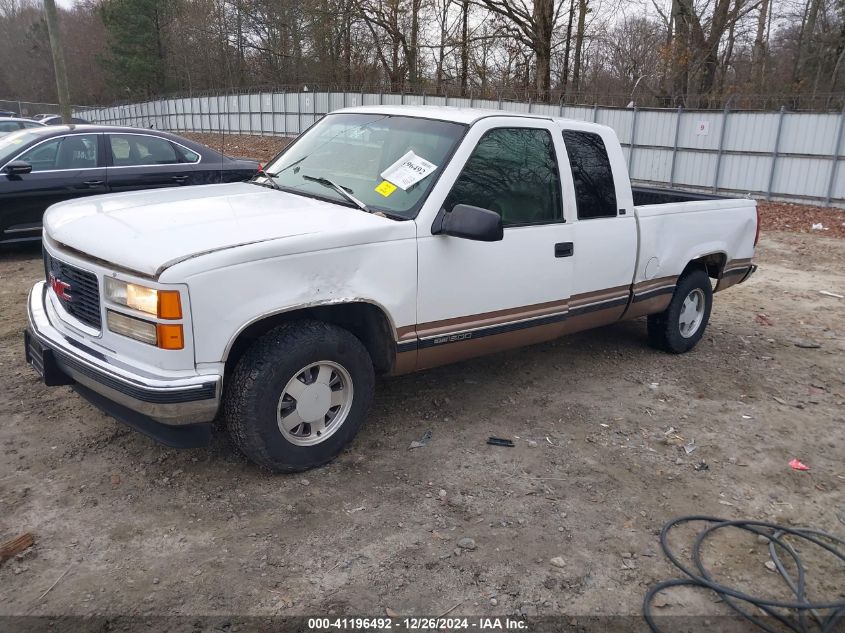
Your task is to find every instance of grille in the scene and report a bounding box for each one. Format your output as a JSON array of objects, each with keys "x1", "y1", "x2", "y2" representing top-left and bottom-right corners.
[{"x1": 44, "y1": 252, "x2": 102, "y2": 329}]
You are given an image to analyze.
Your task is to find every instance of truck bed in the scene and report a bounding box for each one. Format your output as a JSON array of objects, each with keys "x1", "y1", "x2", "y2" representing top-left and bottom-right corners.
[{"x1": 632, "y1": 185, "x2": 734, "y2": 207}]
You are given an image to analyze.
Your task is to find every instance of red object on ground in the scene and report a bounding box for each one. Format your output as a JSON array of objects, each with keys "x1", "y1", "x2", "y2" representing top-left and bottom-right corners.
[{"x1": 789, "y1": 459, "x2": 810, "y2": 471}]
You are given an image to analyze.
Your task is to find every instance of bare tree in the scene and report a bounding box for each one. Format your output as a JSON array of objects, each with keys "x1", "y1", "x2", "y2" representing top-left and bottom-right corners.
[{"x1": 472, "y1": 0, "x2": 567, "y2": 99}]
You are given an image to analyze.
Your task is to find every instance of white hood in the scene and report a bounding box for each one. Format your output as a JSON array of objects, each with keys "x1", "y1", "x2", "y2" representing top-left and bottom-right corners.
[{"x1": 43, "y1": 183, "x2": 404, "y2": 277}]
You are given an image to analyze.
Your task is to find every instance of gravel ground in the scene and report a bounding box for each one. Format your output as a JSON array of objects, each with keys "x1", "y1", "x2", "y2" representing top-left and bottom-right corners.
[
  {"x1": 1, "y1": 228, "x2": 843, "y2": 621},
  {"x1": 0, "y1": 132, "x2": 843, "y2": 622}
]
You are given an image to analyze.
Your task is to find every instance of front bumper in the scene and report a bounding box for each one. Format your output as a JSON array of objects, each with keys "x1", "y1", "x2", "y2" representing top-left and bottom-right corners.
[{"x1": 25, "y1": 282, "x2": 221, "y2": 445}]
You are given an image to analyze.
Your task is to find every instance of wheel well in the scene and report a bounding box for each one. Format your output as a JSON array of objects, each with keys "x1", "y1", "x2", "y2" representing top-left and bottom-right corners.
[
  {"x1": 683, "y1": 253, "x2": 726, "y2": 280},
  {"x1": 224, "y1": 303, "x2": 395, "y2": 377}
]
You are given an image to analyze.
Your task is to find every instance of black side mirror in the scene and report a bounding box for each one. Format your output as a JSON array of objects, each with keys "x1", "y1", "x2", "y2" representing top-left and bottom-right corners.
[
  {"x1": 3, "y1": 160, "x2": 32, "y2": 176},
  {"x1": 432, "y1": 204, "x2": 504, "y2": 242}
]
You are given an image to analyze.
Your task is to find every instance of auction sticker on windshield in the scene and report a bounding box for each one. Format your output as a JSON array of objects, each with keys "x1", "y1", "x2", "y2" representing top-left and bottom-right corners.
[
  {"x1": 380, "y1": 151, "x2": 437, "y2": 190},
  {"x1": 375, "y1": 180, "x2": 398, "y2": 197}
]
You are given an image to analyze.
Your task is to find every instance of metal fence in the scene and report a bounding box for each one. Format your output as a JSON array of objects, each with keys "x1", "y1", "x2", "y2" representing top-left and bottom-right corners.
[
  {"x1": 52, "y1": 91, "x2": 845, "y2": 208},
  {"x1": 0, "y1": 99, "x2": 98, "y2": 118}
]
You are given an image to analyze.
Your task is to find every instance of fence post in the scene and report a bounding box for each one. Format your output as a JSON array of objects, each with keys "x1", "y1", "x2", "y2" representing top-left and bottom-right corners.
[
  {"x1": 591, "y1": 104, "x2": 598, "y2": 122},
  {"x1": 628, "y1": 106, "x2": 639, "y2": 172},
  {"x1": 825, "y1": 105, "x2": 845, "y2": 205},
  {"x1": 766, "y1": 106, "x2": 786, "y2": 200},
  {"x1": 283, "y1": 90, "x2": 287, "y2": 136},
  {"x1": 669, "y1": 106, "x2": 683, "y2": 187},
  {"x1": 258, "y1": 90, "x2": 264, "y2": 135},
  {"x1": 712, "y1": 104, "x2": 730, "y2": 193}
]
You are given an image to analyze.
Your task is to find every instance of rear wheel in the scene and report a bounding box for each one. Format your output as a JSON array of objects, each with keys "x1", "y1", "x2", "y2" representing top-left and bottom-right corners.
[
  {"x1": 224, "y1": 320, "x2": 374, "y2": 472},
  {"x1": 647, "y1": 269, "x2": 713, "y2": 354}
]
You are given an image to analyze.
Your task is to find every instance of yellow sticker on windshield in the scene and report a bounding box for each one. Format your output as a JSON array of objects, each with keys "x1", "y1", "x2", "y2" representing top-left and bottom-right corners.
[{"x1": 375, "y1": 180, "x2": 397, "y2": 197}]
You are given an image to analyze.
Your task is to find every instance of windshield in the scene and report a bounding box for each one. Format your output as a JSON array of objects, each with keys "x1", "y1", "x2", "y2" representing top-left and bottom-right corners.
[
  {"x1": 0, "y1": 130, "x2": 43, "y2": 167},
  {"x1": 263, "y1": 113, "x2": 466, "y2": 218}
]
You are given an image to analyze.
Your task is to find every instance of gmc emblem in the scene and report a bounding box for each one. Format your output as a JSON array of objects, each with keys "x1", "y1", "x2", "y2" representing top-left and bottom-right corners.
[{"x1": 48, "y1": 273, "x2": 72, "y2": 301}]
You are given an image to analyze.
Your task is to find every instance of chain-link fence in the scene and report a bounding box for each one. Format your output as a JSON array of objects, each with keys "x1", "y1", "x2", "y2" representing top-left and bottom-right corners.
[{"x1": 0, "y1": 99, "x2": 97, "y2": 117}]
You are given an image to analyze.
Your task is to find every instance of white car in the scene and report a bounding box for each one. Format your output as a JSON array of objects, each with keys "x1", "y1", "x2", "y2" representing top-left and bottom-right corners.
[
  {"x1": 24, "y1": 106, "x2": 758, "y2": 471},
  {"x1": 0, "y1": 117, "x2": 46, "y2": 136}
]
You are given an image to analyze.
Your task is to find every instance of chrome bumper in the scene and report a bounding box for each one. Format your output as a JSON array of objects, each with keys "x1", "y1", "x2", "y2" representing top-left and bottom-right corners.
[{"x1": 26, "y1": 282, "x2": 221, "y2": 426}]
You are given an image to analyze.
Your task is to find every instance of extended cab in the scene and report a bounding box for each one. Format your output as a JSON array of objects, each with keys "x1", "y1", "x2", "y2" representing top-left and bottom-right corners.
[{"x1": 24, "y1": 106, "x2": 758, "y2": 471}]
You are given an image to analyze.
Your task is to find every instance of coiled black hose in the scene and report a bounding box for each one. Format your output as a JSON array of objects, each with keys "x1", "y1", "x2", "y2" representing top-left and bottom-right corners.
[{"x1": 643, "y1": 516, "x2": 845, "y2": 633}]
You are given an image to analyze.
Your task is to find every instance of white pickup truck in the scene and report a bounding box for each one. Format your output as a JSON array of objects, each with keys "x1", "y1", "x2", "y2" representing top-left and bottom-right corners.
[{"x1": 25, "y1": 106, "x2": 758, "y2": 471}]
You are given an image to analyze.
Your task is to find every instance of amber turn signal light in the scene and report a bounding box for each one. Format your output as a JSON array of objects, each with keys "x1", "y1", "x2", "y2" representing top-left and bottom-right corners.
[
  {"x1": 156, "y1": 324, "x2": 184, "y2": 350},
  {"x1": 157, "y1": 290, "x2": 182, "y2": 319}
]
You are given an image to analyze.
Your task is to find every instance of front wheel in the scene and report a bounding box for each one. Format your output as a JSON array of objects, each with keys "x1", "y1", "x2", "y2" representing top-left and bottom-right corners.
[
  {"x1": 647, "y1": 269, "x2": 713, "y2": 354},
  {"x1": 223, "y1": 320, "x2": 375, "y2": 472}
]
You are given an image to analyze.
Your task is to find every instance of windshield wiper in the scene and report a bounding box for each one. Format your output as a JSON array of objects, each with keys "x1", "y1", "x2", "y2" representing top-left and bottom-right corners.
[
  {"x1": 250, "y1": 167, "x2": 282, "y2": 191},
  {"x1": 302, "y1": 174, "x2": 371, "y2": 213}
]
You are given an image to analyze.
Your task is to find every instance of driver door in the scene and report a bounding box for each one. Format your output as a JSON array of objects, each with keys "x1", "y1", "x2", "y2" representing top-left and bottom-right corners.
[
  {"x1": 414, "y1": 120, "x2": 575, "y2": 370},
  {"x1": 0, "y1": 133, "x2": 106, "y2": 241}
]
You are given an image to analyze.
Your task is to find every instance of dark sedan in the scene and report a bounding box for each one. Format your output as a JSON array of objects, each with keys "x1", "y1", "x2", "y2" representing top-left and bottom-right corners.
[{"x1": 0, "y1": 125, "x2": 259, "y2": 244}]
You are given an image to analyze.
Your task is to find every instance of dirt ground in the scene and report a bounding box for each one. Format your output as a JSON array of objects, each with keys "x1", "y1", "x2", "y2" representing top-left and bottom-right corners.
[{"x1": 0, "y1": 136, "x2": 843, "y2": 623}]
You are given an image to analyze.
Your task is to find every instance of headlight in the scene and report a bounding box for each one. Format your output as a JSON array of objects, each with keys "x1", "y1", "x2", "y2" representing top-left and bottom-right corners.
[
  {"x1": 104, "y1": 277, "x2": 182, "y2": 319},
  {"x1": 106, "y1": 310, "x2": 184, "y2": 350},
  {"x1": 106, "y1": 310, "x2": 157, "y2": 345}
]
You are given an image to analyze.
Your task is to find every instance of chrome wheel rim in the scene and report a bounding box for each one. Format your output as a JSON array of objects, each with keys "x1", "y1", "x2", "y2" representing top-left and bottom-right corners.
[
  {"x1": 277, "y1": 361, "x2": 353, "y2": 446},
  {"x1": 679, "y1": 288, "x2": 706, "y2": 338}
]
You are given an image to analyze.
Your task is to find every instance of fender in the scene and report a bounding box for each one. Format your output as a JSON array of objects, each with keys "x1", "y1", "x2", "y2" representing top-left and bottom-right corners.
[{"x1": 221, "y1": 297, "x2": 400, "y2": 363}]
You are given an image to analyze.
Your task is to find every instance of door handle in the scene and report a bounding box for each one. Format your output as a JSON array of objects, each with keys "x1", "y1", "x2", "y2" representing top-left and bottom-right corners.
[
  {"x1": 171, "y1": 175, "x2": 189, "y2": 183},
  {"x1": 83, "y1": 180, "x2": 104, "y2": 186},
  {"x1": 555, "y1": 242, "x2": 574, "y2": 257}
]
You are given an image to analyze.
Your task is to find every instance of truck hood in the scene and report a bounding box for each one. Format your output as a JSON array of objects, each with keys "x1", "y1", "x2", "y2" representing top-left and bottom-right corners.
[{"x1": 44, "y1": 182, "x2": 404, "y2": 277}]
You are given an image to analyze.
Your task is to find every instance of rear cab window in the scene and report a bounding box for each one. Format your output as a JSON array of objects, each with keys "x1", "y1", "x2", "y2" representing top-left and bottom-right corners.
[{"x1": 561, "y1": 130, "x2": 618, "y2": 220}]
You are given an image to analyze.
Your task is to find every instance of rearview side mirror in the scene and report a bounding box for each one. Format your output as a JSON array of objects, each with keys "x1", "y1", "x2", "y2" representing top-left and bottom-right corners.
[
  {"x1": 432, "y1": 204, "x2": 504, "y2": 242},
  {"x1": 3, "y1": 160, "x2": 33, "y2": 176}
]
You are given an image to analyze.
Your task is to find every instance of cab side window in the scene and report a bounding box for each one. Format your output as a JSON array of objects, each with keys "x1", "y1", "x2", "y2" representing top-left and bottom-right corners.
[
  {"x1": 562, "y1": 130, "x2": 617, "y2": 219},
  {"x1": 445, "y1": 128, "x2": 562, "y2": 227}
]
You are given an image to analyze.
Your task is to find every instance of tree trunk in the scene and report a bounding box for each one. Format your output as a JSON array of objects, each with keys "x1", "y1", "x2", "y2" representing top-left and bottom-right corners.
[
  {"x1": 572, "y1": 0, "x2": 587, "y2": 94},
  {"x1": 696, "y1": 0, "x2": 730, "y2": 99},
  {"x1": 533, "y1": 0, "x2": 553, "y2": 99},
  {"x1": 408, "y1": 0, "x2": 420, "y2": 89},
  {"x1": 797, "y1": 0, "x2": 824, "y2": 87},
  {"x1": 344, "y1": 1, "x2": 352, "y2": 88},
  {"x1": 460, "y1": 0, "x2": 469, "y2": 95},
  {"x1": 751, "y1": 0, "x2": 769, "y2": 91},
  {"x1": 435, "y1": 2, "x2": 447, "y2": 92},
  {"x1": 670, "y1": 0, "x2": 690, "y2": 104},
  {"x1": 561, "y1": 0, "x2": 575, "y2": 95}
]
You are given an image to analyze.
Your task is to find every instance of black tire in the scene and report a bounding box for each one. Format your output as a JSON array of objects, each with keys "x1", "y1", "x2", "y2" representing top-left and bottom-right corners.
[
  {"x1": 223, "y1": 320, "x2": 375, "y2": 472},
  {"x1": 647, "y1": 268, "x2": 713, "y2": 354}
]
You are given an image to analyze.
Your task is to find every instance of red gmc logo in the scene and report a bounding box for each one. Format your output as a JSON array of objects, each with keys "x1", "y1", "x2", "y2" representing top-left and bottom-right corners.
[{"x1": 48, "y1": 273, "x2": 72, "y2": 301}]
